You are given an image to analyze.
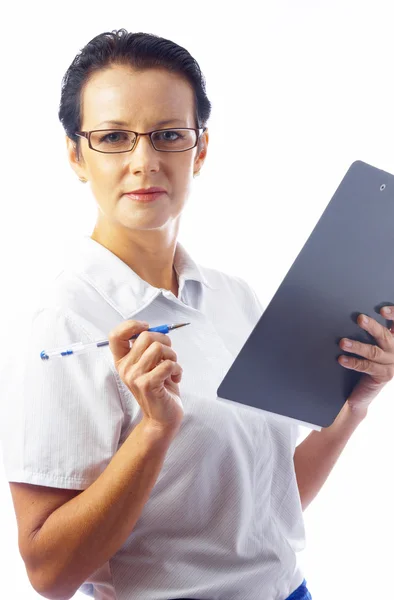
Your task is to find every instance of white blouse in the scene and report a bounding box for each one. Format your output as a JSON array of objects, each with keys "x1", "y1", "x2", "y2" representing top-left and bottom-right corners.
[{"x1": 2, "y1": 236, "x2": 306, "y2": 600}]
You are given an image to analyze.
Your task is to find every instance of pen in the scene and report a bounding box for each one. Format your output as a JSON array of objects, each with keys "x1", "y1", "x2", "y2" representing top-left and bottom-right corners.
[{"x1": 40, "y1": 322, "x2": 190, "y2": 360}]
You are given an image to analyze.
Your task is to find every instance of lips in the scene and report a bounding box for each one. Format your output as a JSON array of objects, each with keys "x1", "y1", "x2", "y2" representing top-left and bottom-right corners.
[
  {"x1": 126, "y1": 187, "x2": 167, "y2": 194},
  {"x1": 125, "y1": 189, "x2": 166, "y2": 203}
]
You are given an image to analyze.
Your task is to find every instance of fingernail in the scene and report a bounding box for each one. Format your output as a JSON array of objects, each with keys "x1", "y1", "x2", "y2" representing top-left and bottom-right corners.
[
  {"x1": 141, "y1": 321, "x2": 150, "y2": 326},
  {"x1": 383, "y1": 307, "x2": 392, "y2": 314},
  {"x1": 362, "y1": 315, "x2": 369, "y2": 324},
  {"x1": 343, "y1": 339, "x2": 353, "y2": 348}
]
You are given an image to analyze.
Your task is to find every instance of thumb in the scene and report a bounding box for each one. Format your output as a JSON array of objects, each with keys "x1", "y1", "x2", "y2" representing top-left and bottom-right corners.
[{"x1": 108, "y1": 320, "x2": 150, "y2": 363}]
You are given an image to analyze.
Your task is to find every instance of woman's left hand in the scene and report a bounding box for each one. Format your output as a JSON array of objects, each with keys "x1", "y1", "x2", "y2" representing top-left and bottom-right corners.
[{"x1": 338, "y1": 305, "x2": 394, "y2": 415}]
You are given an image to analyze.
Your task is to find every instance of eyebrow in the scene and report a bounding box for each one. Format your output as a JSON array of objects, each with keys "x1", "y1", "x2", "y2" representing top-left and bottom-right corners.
[{"x1": 95, "y1": 118, "x2": 187, "y2": 128}]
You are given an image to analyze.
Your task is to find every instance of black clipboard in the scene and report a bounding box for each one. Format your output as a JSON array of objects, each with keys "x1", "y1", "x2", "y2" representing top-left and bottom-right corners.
[{"x1": 217, "y1": 161, "x2": 394, "y2": 429}]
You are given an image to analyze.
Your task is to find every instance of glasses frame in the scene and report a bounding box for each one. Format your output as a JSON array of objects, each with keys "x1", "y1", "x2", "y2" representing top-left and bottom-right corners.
[{"x1": 74, "y1": 127, "x2": 207, "y2": 154}]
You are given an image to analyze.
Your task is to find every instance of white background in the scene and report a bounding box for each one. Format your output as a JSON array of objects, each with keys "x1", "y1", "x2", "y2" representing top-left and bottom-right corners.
[{"x1": 0, "y1": 1, "x2": 393, "y2": 598}]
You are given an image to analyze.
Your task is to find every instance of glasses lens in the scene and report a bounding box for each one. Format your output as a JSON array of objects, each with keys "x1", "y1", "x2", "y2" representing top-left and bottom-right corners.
[
  {"x1": 90, "y1": 130, "x2": 136, "y2": 153},
  {"x1": 151, "y1": 129, "x2": 197, "y2": 151}
]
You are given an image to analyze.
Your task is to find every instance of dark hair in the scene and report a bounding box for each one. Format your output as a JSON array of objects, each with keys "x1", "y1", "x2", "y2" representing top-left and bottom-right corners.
[{"x1": 58, "y1": 28, "x2": 212, "y2": 161}]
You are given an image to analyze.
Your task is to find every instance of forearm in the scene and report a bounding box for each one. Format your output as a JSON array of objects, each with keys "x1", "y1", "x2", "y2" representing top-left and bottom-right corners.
[
  {"x1": 29, "y1": 420, "x2": 178, "y2": 599},
  {"x1": 294, "y1": 402, "x2": 367, "y2": 511}
]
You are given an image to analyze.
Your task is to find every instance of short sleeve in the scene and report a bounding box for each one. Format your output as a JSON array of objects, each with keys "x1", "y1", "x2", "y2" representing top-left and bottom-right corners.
[{"x1": 1, "y1": 306, "x2": 124, "y2": 490}]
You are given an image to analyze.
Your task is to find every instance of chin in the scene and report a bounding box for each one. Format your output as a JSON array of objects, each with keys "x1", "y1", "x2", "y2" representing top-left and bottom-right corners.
[
  {"x1": 121, "y1": 215, "x2": 174, "y2": 231},
  {"x1": 118, "y1": 204, "x2": 184, "y2": 230}
]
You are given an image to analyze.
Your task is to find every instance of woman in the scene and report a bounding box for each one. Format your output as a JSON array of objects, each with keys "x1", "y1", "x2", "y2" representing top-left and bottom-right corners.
[{"x1": 6, "y1": 27, "x2": 392, "y2": 600}]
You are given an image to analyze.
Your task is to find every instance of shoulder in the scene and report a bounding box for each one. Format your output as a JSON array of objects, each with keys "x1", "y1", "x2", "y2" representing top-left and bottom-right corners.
[
  {"x1": 198, "y1": 264, "x2": 264, "y2": 316},
  {"x1": 35, "y1": 268, "x2": 102, "y2": 318},
  {"x1": 10, "y1": 273, "x2": 108, "y2": 376},
  {"x1": 199, "y1": 263, "x2": 254, "y2": 294},
  {"x1": 28, "y1": 268, "x2": 110, "y2": 343}
]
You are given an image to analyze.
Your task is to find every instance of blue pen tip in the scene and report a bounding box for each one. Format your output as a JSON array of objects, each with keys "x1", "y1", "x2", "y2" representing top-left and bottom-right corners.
[{"x1": 40, "y1": 351, "x2": 49, "y2": 360}]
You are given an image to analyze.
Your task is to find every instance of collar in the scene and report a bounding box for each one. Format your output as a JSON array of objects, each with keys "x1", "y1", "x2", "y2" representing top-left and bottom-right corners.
[{"x1": 65, "y1": 236, "x2": 217, "y2": 319}]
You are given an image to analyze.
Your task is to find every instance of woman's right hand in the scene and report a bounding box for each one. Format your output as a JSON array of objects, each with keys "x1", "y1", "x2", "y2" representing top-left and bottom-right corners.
[{"x1": 108, "y1": 320, "x2": 184, "y2": 432}]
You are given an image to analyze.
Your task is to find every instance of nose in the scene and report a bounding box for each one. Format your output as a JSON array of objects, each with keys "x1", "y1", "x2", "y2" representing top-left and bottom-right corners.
[{"x1": 128, "y1": 133, "x2": 160, "y2": 175}]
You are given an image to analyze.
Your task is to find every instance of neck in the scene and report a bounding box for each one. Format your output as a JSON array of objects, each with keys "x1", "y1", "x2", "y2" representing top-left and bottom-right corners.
[{"x1": 90, "y1": 223, "x2": 179, "y2": 296}]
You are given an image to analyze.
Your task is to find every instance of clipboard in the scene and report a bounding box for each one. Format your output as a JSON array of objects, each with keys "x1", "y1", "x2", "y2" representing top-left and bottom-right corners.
[{"x1": 217, "y1": 161, "x2": 394, "y2": 430}]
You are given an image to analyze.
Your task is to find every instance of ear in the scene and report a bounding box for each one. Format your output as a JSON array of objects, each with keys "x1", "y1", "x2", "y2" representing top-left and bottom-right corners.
[
  {"x1": 65, "y1": 135, "x2": 88, "y2": 181},
  {"x1": 194, "y1": 128, "x2": 209, "y2": 174}
]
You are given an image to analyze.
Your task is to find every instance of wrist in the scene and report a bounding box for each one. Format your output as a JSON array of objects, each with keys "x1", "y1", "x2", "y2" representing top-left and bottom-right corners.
[
  {"x1": 343, "y1": 400, "x2": 368, "y2": 423},
  {"x1": 139, "y1": 418, "x2": 181, "y2": 440}
]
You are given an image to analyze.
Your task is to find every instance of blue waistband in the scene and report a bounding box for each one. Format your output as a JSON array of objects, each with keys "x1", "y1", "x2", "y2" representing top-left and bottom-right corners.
[
  {"x1": 168, "y1": 579, "x2": 312, "y2": 600},
  {"x1": 285, "y1": 578, "x2": 312, "y2": 600}
]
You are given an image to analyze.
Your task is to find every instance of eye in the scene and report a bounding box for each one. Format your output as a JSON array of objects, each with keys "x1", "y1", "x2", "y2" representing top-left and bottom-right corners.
[
  {"x1": 156, "y1": 130, "x2": 183, "y2": 141},
  {"x1": 100, "y1": 131, "x2": 129, "y2": 143},
  {"x1": 152, "y1": 129, "x2": 193, "y2": 151}
]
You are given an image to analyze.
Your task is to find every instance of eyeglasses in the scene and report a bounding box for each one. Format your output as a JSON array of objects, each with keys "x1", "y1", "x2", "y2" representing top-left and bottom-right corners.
[{"x1": 75, "y1": 127, "x2": 207, "y2": 154}]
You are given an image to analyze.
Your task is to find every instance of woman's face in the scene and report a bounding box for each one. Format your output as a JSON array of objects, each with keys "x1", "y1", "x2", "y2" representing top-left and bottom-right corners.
[{"x1": 67, "y1": 64, "x2": 208, "y2": 237}]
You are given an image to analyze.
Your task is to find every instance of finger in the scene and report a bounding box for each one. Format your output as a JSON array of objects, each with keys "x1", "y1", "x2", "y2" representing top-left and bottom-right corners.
[
  {"x1": 339, "y1": 338, "x2": 391, "y2": 365},
  {"x1": 168, "y1": 370, "x2": 182, "y2": 384},
  {"x1": 380, "y1": 306, "x2": 394, "y2": 334},
  {"x1": 140, "y1": 359, "x2": 183, "y2": 390},
  {"x1": 129, "y1": 331, "x2": 172, "y2": 364},
  {"x1": 129, "y1": 343, "x2": 177, "y2": 379},
  {"x1": 357, "y1": 313, "x2": 394, "y2": 352},
  {"x1": 381, "y1": 305, "x2": 394, "y2": 320},
  {"x1": 108, "y1": 320, "x2": 150, "y2": 363},
  {"x1": 338, "y1": 354, "x2": 394, "y2": 383}
]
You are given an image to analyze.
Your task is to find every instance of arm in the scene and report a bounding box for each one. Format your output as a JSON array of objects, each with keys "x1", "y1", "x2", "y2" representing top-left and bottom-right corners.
[
  {"x1": 16, "y1": 420, "x2": 178, "y2": 600},
  {"x1": 293, "y1": 402, "x2": 367, "y2": 511},
  {"x1": 294, "y1": 305, "x2": 394, "y2": 511}
]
